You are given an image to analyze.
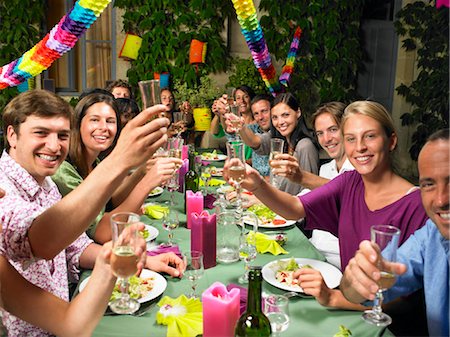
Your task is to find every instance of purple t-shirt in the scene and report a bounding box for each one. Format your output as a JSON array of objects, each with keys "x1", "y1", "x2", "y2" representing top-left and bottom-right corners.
[{"x1": 299, "y1": 171, "x2": 428, "y2": 269}]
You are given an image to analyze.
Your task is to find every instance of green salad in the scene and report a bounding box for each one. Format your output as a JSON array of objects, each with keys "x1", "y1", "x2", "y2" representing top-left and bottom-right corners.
[
  {"x1": 271, "y1": 258, "x2": 312, "y2": 273},
  {"x1": 247, "y1": 204, "x2": 277, "y2": 223},
  {"x1": 140, "y1": 229, "x2": 149, "y2": 240},
  {"x1": 110, "y1": 275, "x2": 154, "y2": 301}
]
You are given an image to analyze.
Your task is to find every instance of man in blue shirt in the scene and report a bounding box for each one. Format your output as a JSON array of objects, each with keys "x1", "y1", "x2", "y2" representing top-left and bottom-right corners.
[{"x1": 340, "y1": 129, "x2": 449, "y2": 337}]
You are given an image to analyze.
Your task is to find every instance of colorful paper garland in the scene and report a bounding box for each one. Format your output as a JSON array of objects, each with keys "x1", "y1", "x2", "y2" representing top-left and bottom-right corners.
[
  {"x1": 279, "y1": 27, "x2": 302, "y2": 87},
  {"x1": 0, "y1": 0, "x2": 112, "y2": 90}
]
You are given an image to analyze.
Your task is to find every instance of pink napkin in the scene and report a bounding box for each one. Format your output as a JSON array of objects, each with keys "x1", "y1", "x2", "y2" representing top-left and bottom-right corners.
[
  {"x1": 204, "y1": 194, "x2": 217, "y2": 209},
  {"x1": 226, "y1": 284, "x2": 248, "y2": 314},
  {"x1": 147, "y1": 245, "x2": 183, "y2": 259}
]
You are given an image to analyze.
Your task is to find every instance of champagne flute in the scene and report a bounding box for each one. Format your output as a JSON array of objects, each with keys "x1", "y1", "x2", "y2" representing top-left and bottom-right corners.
[
  {"x1": 172, "y1": 111, "x2": 185, "y2": 138},
  {"x1": 226, "y1": 87, "x2": 236, "y2": 108},
  {"x1": 264, "y1": 294, "x2": 290, "y2": 336},
  {"x1": 238, "y1": 228, "x2": 257, "y2": 284},
  {"x1": 138, "y1": 79, "x2": 161, "y2": 110},
  {"x1": 200, "y1": 166, "x2": 212, "y2": 196},
  {"x1": 109, "y1": 212, "x2": 141, "y2": 314},
  {"x1": 269, "y1": 138, "x2": 285, "y2": 189},
  {"x1": 160, "y1": 202, "x2": 179, "y2": 247},
  {"x1": 166, "y1": 137, "x2": 184, "y2": 205},
  {"x1": 362, "y1": 224, "x2": 401, "y2": 327},
  {"x1": 226, "y1": 141, "x2": 246, "y2": 226},
  {"x1": 183, "y1": 251, "x2": 204, "y2": 299}
]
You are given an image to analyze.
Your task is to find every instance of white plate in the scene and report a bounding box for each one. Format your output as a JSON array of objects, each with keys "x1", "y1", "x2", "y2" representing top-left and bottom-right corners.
[
  {"x1": 201, "y1": 153, "x2": 227, "y2": 162},
  {"x1": 262, "y1": 258, "x2": 342, "y2": 293},
  {"x1": 148, "y1": 186, "x2": 164, "y2": 197},
  {"x1": 210, "y1": 167, "x2": 224, "y2": 177},
  {"x1": 143, "y1": 224, "x2": 159, "y2": 242},
  {"x1": 244, "y1": 214, "x2": 296, "y2": 229},
  {"x1": 79, "y1": 269, "x2": 167, "y2": 303}
]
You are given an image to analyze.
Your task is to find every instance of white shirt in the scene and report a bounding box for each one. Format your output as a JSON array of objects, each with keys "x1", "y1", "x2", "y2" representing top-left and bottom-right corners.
[{"x1": 308, "y1": 158, "x2": 354, "y2": 270}]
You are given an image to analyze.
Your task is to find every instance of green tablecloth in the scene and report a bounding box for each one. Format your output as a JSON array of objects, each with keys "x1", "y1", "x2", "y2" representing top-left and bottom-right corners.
[{"x1": 84, "y1": 190, "x2": 393, "y2": 337}]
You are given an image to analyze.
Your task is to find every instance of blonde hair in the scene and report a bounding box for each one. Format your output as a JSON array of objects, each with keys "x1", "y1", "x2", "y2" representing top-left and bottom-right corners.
[{"x1": 342, "y1": 101, "x2": 396, "y2": 139}]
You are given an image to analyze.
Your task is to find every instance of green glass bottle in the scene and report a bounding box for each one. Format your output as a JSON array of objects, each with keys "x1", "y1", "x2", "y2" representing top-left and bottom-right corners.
[
  {"x1": 234, "y1": 266, "x2": 272, "y2": 337},
  {"x1": 184, "y1": 154, "x2": 200, "y2": 213}
]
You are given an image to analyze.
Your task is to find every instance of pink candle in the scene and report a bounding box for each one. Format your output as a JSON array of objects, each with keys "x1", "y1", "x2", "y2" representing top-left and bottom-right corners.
[
  {"x1": 202, "y1": 282, "x2": 240, "y2": 337},
  {"x1": 191, "y1": 211, "x2": 216, "y2": 269},
  {"x1": 177, "y1": 158, "x2": 189, "y2": 193},
  {"x1": 186, "y1": 190, "x2": 203, "y2": 229}
]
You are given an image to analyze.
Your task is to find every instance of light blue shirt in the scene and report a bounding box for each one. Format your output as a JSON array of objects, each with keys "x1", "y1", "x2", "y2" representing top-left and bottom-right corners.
[{"x1": 383, "y1": 219, "x2": 449, "y2": 337}]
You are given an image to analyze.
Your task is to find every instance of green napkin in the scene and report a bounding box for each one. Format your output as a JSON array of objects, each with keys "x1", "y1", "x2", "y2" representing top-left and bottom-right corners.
[
  {"x1": 143, "y1": 204, "x2": 169, "y2": 219},
  {"x1": 247, "y1": 231, "x2": 288, "y2": 255},
  {"x1": 156, "y1": 295, "x2": 203, "y2": 337},
  {"x1": 199, "y1": 178, "x2": 226, "y2": 187}
]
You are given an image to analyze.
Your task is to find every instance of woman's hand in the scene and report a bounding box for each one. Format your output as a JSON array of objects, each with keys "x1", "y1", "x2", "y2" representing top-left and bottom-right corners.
[
  {"x1": 223, "y1": 161, "x2": 264, "y2": 193},
  {"x1": 145, "y1": 252, "x2": 185, "y2": 278},
  {"x1": 271, "y1": 154, "x2": 303, "y2": 183},
  {"x1": 146, "y1": 157, "x2": 183, "y2": 187}
]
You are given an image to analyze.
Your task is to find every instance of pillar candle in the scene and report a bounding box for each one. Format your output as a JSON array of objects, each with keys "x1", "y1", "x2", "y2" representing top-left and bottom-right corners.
[
  {"x1": 177, "y1": 158, "x2": 189, "y2": 193},
  {"x1": 186, "y1": 190, "x2": 203, "y2": 229},
  {"x1": 191, "y1": 211, "x2": 216, "y2": 269},
  {"x1": 182, "y1": 145, "x2": 189, "y2": 160},
  {"x1": 202, "y1": 282, "x2": 240, "y2": 337}
]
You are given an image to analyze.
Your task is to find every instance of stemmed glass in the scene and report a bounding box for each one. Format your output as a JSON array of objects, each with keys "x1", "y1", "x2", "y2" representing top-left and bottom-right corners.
[
  {"x1": 269, "y1": 138, "x2": 285, "y2": 189},
  {"x1": 109, "y1": 212, "x2": 141, "y2": 314},
  {"x1": 226, "y1": 141, "x2": 246, "y2": 225},
  {"x1": 183, "y1": 251, "x2": 204, "y2": 299},
  {"x1": 200, "y1": 166, "x2": 212, "y2": 196},
  {"x1": 161, "y1": 203, "x2": 179, "y2": 247},
  {"x1": 238, "y1": 226, "x2": 257, "y2": 284},
  {"x1": 362, "y1": 225, "x2": 401, "y2": 327},
  {"x1": 264, "y1": 294, "x2": 290, "y2": 336},
  {"x1": 166, "y1": 137, "x2": 184, "y2": 205}
]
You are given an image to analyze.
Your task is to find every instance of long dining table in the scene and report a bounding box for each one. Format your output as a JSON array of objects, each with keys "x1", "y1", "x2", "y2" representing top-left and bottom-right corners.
[{"x1": 79, "y1": 188, "x2": 393, "y2": 337}]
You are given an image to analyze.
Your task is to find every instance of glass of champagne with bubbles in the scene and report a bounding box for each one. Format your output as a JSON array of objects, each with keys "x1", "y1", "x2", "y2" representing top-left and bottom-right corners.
[
  {"x1": 226, "y1": 141, "x2": 246, "y2": 220},
  {"x1": 109, "y1": 212, "x2": 141, "y2": 314},
  {"x1": 269, "y1": 138, "x2": 285, "y2": 189},
  {"x1": 362, "y1": 224, "x2": 401, "y2": 326},
  {"x1": 166, "y1": 137, "x2": 184, "y2": 205}
]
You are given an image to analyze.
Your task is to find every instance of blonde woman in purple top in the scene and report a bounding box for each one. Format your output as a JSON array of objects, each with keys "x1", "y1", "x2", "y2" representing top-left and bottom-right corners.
[{"x1": 223, "y1": 100, "x2": 428, "y2": 309}]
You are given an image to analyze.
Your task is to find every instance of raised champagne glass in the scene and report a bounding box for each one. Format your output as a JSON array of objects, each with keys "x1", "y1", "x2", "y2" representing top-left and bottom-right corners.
[
  {"x1": 166, "y1": 137, "x2": 184, "y2": 205},
  {"x1": 362, "y1": 224, "x2": 401, "y2": 327},
  {"x1": 109, "y1": 212, "x2": 141, "y2": 314},
  {"x1": 226, "y1": 141, "x2": 246, "y2": 227},
  {"x1": 269, "y1": 138, "x2": 285, "y2": 189}
]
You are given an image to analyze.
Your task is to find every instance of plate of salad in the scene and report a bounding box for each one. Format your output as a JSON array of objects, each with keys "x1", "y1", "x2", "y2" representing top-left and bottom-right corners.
[
  {"x1": 141, "y1": 225, "x2": 159, "y2": 242},
  {"x1": 148, "y1": 186, "x2": 164, "y2": 197},
  {"x1": 261, "y1": 258, "x2": 342, "y2": 293},
  {"x1": 79, "y1": 269, "x2": 167, "y2": 303},
  {"x1": 201, "y1": 151, "x2": 227, "y2": 162},
  {"x1": 244, "y1": 205, "x2": 296, "y2": 229}
]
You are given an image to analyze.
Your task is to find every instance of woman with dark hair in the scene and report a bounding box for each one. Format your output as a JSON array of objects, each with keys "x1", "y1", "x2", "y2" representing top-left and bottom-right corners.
[
  {"x1": 115, "y1": 97, "x2": 140, "y2": 127},
  {"x1": 52, "y1": 93, "x2": 182, "y2": 243},
  {"x1": 228, "y1": 92, "x2": 319, "y2": 195}
]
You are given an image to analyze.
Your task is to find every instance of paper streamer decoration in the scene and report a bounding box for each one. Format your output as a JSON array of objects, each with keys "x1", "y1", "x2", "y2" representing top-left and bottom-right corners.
[
  {"x1": 279, "y1": 27, "x2": 302, "y2": 87},
  {"x1": 0, "y1": 0, "x2": 112, "y2": 90},
  {"x1": 231, "y1": 0, "x2": 281, "y2": 95}
]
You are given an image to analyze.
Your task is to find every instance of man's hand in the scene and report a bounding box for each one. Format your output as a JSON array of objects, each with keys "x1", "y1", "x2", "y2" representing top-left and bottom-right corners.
[
  {"x1": 294, "y1": 268, "x2": 334, "y2": 306},
  {"x1": 341, "y1": 240, "x2": 407, "y2": 303},
  {"x1": 223, "y1": 161, "x2": 264, "y2": 193},
  {"x1": 145, "y1": 252, "x2": 185, "y2": 278}
]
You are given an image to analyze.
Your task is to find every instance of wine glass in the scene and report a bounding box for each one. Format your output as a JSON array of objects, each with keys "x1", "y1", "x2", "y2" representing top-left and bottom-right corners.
[
  {"x1": 161, "y1": 203, "x2": 179, "y2": 247},
  {"x1": 183, "y1": 251, "x2": 204, "y2": 299},
  {"x1": 109, "y1": 212, "x2": 141, "y2": 314},
  {"x1": 166, "y1": 137, "x2": 184, "y2": 205},
  {"x1": 264, "y1": 294, "x2": 290, "y2": 336},
  {"x1": 362, "y1": 224, "x2": 401, "y2": 327},
  {"x1": 226, "y1": 141, "x2": 246, "y2": 224},
  {"x1": 269, "y1": 138, "x2": 285, "y2": 189},
  {"x1": 238, "y1": 226, "x2": 257, "y2": 284},
  {"x1": 172, "y1": 111, "x2": 186, "y2": 138},
  {"x1": 200, "y1": 166, "x2": 212, "y2": 196},
  {"x1": 138, "y1": 79, "x2": 161, "y2": 110}
]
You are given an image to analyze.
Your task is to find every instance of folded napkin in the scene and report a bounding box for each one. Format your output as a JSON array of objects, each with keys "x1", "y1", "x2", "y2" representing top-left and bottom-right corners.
[
  {"x1": 204, "y1": 194, "x2": 216, "y2": 209},
  {"x1": 247, "y1": 231, "x2": 288, "y2": 255},
  {"x1": 156, "y1": 295, "x2": 203, "y2": 337},
  {"x1": 143, "y1": 204, "x2": 169, "y2": 219},
  {"x1": 199, "y1": 178, "x2": 226, "y2": 187},
  {"x1": 226, "y1": 284, "x2": 248, "y2": 315},
  {"x1": 147, "y1": 244, "x2": 183, "y2": 259}
]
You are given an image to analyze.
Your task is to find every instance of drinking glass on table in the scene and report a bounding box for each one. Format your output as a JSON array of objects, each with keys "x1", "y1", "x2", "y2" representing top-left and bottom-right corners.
[
  {"x1": 109, "y1": 212, "x2": 141, "y2": 314},
  {"x1": 362, "y1": 225, "x2": 401, "y2": 327},
  {"x1": 200, "y1": 166, "x2": 212, "y2": 196},
  {"x1": 238, "y1": 219, "x2": 258, "y2": 284},
  {"x1": 138, "y1": 79, "x2": 161, "y2": 110},
  {"x1": 269, "y1": 138, "x2": 285, "y2": 189},
  {"x1": 263, "y1": 294, "x2": 290, "y2": 336},
  {"x1": 161, "y1": 203, "x2": 179, "y2": 247},
  {"x1": 183, "y1": 251, "x2": 204, "y2": 299}
]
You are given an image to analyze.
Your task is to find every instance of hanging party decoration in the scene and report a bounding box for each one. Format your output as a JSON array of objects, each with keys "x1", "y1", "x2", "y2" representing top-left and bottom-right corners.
[
  {"x1": 279, "y1": 27, "x2": 302, "y2": 87},
  {"x1": 0, "y1": 0, "x2": 112, "y2": 90},
  {"x1": 231, "y1": 0, "x2": 281, "y2": 95},
  {"x1": 118, "y1": 33, "x2": 143, "y2": 61}
]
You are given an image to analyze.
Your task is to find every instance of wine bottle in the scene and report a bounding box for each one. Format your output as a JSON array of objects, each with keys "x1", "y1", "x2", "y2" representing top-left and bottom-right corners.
[
  {"x1": 234, "y1": 266, "x2": 271, "y2": 337},
  {"x1": 184, "y1": 154, "x2": 200, "y2": 213}
]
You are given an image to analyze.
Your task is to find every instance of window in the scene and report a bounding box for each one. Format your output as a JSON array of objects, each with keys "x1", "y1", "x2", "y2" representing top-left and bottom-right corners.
[{"x1": 45, "y1": 0, "x2": 116, "y2": 94}]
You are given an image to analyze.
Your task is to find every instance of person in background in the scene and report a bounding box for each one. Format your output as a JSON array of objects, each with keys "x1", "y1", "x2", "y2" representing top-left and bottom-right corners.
[
  {"x1": 0, "y1": 184, "x2": 147, "y2": 337},
  {"x1": 272, "y1": 101, "x2": 354, "y2": 269},
  {"x1": 340, "y1": 129, "x2": 449, "y2": 337},
  {"x1": 0, "y1": 90, "x2": 184, "y2": 336},
  {"x1": 247, "y1": 94, "x2": 272, "y2": 177},
  {"x1": 227, "y1": 92, "x2": 319, "y2": 195},
  {"x1": 159, "y1": 87, "x2": 194, "y2": 140},
  {"x1": 52, "y1": 93, "x2": 182, "y2": 243},
  {"x1": 115, "y1": 97, "x2": 140, "y2": 128},
  {"x1": 211, "y1": 85, "x2": 256, "y2": 161},
  {"x1": 105, "y1": 79, "x2": 133, "y2": 99},
  {"x1": 223, "y1": 100, "x2": 428, "y2": 310}
]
